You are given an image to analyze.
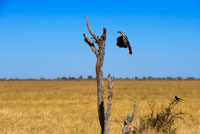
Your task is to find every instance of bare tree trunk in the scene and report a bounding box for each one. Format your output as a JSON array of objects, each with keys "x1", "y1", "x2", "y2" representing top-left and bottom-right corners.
[
  {"x1": 96, "y1": 41, "x2": 106, "y2": 133},
  {"x1": 123, "y1": 100, "x2": 136, "y2": 134},
  {"x1": 105, "y1": 74, "x2": 114, "y2": 134},
  {"x1": 83, "y1": 16, "x2": 113, "y2": 134}
]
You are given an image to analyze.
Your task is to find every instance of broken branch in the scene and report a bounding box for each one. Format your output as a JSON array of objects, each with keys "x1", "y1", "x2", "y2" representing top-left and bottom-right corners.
[
  {"x1": 86, "y1": 16, "x2": 99, "y2": 42},
  {"x1": 83, "y1": 33, "x2": 99, "y2": 56}
]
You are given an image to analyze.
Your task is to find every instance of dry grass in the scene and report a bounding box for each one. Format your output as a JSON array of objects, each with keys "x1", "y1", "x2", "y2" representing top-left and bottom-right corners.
[{"x1": 0, "y1": 80, "x2": 200, "y2": 134}]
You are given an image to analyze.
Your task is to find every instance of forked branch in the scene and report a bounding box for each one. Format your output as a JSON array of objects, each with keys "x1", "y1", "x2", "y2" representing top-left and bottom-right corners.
[
  {"x1": 83, "y1": 33, "x2": 99, "y2": 56},
  {"x1": 123, "y1": 100, "x2": 136, "y2": 134}
]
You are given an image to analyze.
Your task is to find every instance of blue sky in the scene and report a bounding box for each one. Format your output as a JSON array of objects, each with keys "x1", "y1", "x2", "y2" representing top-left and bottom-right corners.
[{"x1": 0, "y1": 0, "x2": 200, "y2": 78}]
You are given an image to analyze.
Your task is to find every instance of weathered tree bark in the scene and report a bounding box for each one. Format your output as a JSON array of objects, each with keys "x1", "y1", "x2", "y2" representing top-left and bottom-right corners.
[
  {"x1": 83, "y1": 16, "x2": 113, "y2": 134},
  {"x1": 104, "y1": 74, "x2": 114, "y2": 134},
  {"x1": 123, "y1": 100, "x2": 136, "y2": 134}
]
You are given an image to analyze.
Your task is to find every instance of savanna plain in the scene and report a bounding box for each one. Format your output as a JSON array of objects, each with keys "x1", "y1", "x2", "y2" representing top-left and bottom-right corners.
[{"x1": 0, "y1": 80, "x2": 200, "y2": 134}]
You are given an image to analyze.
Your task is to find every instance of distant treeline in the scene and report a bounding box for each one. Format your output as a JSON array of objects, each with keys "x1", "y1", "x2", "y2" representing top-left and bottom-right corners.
[{"x1": 0, "y1": 75, "x2": 199, "y2": 81}]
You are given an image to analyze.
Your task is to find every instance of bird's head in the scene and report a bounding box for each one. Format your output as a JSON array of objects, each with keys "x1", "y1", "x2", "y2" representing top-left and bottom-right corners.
[
  {"x1": 117, "y1": 31, "x2": 122, "y2": 34},
  {"x1": 117, "y1": 31, "x2": 125, "y2": 36}
]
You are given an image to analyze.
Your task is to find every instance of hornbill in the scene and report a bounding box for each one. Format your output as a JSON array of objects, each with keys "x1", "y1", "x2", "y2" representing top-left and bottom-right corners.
[{"x1": 116, "y1": 31, "x2": 132, "y2": 55}]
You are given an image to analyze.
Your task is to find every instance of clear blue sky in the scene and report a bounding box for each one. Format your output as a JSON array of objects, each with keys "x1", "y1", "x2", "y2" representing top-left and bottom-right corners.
[{"x1": 0, "y1": 0, "x2": 200, "y2": 79}]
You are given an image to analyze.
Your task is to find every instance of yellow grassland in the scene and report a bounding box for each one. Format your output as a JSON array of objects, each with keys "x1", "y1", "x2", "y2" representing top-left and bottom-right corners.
[{"x1": 0, "y1": 80, "x2": 200, "y2": 134}]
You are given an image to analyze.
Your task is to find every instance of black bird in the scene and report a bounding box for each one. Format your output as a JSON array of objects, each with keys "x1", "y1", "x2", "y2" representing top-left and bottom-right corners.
[
  {"x1": 175, "y1": 96, "x2": 184, "y2": 101},
  {"x1": 116, "y1": 31, "x2": 132, "y2": 55}
]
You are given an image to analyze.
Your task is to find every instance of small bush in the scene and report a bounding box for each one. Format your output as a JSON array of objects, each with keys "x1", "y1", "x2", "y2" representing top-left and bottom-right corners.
[{"x1": 133, "y1": 98, "x2": 183, "y2": 134}]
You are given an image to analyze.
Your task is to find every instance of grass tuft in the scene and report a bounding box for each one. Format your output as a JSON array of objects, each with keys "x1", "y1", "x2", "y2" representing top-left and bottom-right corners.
[{"x1": 133, "y1": 99, "x2": 183, "y2": 134}]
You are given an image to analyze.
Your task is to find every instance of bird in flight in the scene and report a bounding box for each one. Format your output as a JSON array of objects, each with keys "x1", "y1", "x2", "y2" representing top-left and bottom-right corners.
[
  {"x1": 116, "y1": 31, "x2": 132, "y2": 55},
  {"x1": 175, "y1": 96, "x2": 184, "y2": 101}
]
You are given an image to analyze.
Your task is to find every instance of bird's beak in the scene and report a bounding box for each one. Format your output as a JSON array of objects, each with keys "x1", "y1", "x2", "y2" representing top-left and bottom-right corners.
[{"x1": 117, "y1": 31, "x2": 121, "y2": 33}]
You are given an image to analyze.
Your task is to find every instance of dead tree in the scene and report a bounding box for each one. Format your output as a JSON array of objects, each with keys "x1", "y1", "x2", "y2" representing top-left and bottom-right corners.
[
  {"x1": 83, "y1": 16, "x2": 136, "y2": 134},
  {"x1": 83, "y1": 16, "x2": 113, "y2": 134}
]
